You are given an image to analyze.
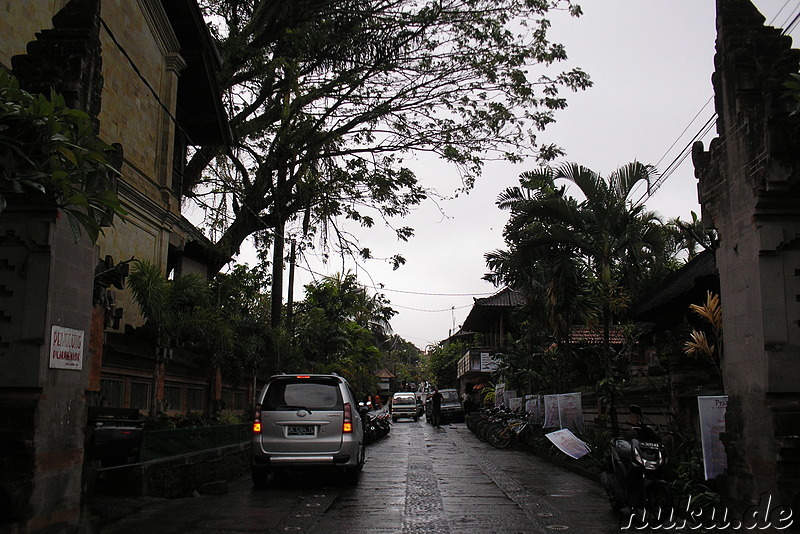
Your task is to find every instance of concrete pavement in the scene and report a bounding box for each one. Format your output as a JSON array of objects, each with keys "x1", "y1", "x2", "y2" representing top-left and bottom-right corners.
[{"x1": 92, "y1": 419, "x2": 620, "y2": 533}]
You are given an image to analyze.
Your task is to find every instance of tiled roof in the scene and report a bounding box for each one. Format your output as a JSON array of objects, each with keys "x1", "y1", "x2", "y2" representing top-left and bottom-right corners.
[
  {"x1": 375, "y1": 368, "x2": 395, "y2": 378},
  {"x1": 473, "y1": 287, "x2": 526, "y2": 308}
]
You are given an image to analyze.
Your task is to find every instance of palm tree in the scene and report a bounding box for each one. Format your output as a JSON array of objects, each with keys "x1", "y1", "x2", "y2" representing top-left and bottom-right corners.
[
  {"x1": 128, "y1": 260, "x2": 216, "y2": 415},
  {"x1": 665, "y1": 211, "x2": 718, "y2": 261},
  {"x1": 487, "y1": 161, "x2": 668, "y2": 432}
]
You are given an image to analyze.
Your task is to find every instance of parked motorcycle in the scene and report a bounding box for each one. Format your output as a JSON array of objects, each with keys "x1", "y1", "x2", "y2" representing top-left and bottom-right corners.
[
  {"x1": 601, "y1": 405, "x2": 672, "y2": 521},
  {"x1": 360, "y1": 404, "x2": 391, "y2": 444}
]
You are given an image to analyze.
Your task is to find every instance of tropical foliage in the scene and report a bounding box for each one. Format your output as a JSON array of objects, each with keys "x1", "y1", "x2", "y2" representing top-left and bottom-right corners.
[
  {"x1": 128, "y1": 261, "x2": 219, "y2": 414},
  {"x1": 486, "y1": 162, "x2": 669, "y2": 354},
  {"x1": 0, "y1": 67, "x2": 125, "y2": 242},
  {"x1": 211, "y1": 264, "x2": 277, "y2": 386},
  {"x1": 291, "y1": 272, "x2": 398, "y2": 394},
  {"x1": 425, "y1": 341, "x2": 464, "y2": 389},
  {"x1": 665, "y1": 211, "x2": 718, "y2": 261},
  {"x1": 683, "y1": 291, "x2": 723, "y2": 377},
  {"x1": 127, "y1": 262, "x2": 417, "y2": 408},
  {"x1": 484, "y1": 161, "x2": 678, "y2": 431}
]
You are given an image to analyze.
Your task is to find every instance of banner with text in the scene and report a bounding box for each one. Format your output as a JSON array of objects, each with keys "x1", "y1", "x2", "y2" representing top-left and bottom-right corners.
[
  {"x1": 543, "y1": 394, "x2": 561, "y2": 428},
  {"x1": 698, "y1": 395, "x2": 728, "y2": 480},
  {"x1": 525, "y1": 395, "x2": 542, "y2": 425},
  {"x1": 49, "y1": 325, "x2": 84, "y2": 370},
  {"x1": 557, "y1": 392, "x2": 584, "y2": 434},
  {"x1": 545, "y1": 428, "x2": 591, "y2": 459},
  {"x1": 494, "y1": 383, "x2": 505, "y2": 407}
]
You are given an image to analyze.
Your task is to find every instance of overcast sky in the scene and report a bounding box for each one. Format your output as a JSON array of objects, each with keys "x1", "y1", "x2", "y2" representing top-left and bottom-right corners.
[{"x1": 220, "y1": 1, "x2": 799, "y2": 350}]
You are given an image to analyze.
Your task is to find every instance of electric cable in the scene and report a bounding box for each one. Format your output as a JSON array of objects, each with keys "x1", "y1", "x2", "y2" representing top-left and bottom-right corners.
[{"x1": 631, "y1": 3, "x2": 800, "y2": 208}]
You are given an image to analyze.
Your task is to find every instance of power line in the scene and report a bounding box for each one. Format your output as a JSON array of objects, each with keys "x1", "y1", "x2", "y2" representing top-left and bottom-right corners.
[
  {"x1": 391, "y1": 303, "x2": 474, "y2": 313},
  {"x1": 293, "y1": 263, "x2": 494, "y2": 300},
  {"x1": 632, "y1": 3, "x2": 800, "y2": 208}
]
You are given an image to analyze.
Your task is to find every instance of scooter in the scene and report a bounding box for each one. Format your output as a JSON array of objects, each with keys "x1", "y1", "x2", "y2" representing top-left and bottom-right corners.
[
  {"x1": 359, "y1": 403, "x2": 391, "y2": 444},
  {"x1": 601, "y1": 405, "x2": 672, "y2": 521}
]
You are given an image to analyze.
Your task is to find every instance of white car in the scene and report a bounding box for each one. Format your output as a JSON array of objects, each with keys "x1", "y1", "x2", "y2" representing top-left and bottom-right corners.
[{"x1": 390, "y1": 392, "x2": 420, "y2": 422}]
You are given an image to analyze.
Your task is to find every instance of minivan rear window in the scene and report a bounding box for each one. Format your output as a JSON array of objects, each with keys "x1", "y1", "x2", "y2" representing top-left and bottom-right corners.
[{"x1": 263, "y1": 379, "x2": 343, "y2": 411}]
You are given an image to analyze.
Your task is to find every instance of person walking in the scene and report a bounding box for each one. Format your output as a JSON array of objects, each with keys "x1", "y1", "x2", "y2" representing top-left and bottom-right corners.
[{"x1": 430, "y1": 387, "x2": 443, "y2": 428}]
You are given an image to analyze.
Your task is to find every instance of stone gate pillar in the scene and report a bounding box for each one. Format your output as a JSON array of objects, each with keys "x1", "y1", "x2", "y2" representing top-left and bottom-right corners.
[
  {"x1": 693, "y1": 0, "x2": 800, "y2": 513},
  {"x1": 0, "y1": 204, "x2": 96, "y2": 532}
]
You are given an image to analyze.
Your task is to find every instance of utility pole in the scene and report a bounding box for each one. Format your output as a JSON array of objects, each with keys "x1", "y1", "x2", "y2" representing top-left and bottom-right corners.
[{"x1": 286, "y1": 239, "x2": 296, "y2": 335}]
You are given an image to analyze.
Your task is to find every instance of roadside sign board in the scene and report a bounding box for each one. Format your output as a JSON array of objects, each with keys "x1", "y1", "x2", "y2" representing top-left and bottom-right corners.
[
  {"x1": 480, "y1": 352, "x2": 498, "y2": 371},
  {"x1": 545, "y1": 428, "x2": 590, "y2": 459},
  {"x1": 543, "y1": 394, "x2": 560, "y2": 428},
  {"x1": 558, "y1": 392, "x2": 584, "y2": 433},
  {"x1": 49, "y1": 325, "x2": 84, "y2": 370},
  {"x1": 698, "y1": 395, "x2": 728, "y2": 480}
]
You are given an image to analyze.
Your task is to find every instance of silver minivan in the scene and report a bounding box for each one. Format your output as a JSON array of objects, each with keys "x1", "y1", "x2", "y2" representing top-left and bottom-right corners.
[{"x1": 251, "y1": 374, "x2": 365, "y2": 486}]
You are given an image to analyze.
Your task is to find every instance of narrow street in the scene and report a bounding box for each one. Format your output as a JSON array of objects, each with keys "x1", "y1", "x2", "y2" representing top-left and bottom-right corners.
[{"x1": 99, "y1": 419, "x2": 620, "y2": 533}]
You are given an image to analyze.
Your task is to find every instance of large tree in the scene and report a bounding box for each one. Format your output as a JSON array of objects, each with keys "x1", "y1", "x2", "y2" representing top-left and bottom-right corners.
[{"x1": 188, "y1": 0, "x2": 590, "y2": 324}]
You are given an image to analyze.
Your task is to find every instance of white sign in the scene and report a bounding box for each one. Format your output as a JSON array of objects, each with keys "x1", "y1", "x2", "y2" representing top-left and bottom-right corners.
[
  {"x1": 545, "y1": 428, "x2": 591, "y2": 459},
  {"x1": 558, "y1": 392, "x2": 584, "y2": 434},
  {"x1": 49, "y1": 326, "x2": 84, "y2": 370},
  {"x1": 698, "y1": 395, "x2": 728, "y2": 480},
  {"x1": 480, "y1": 352, "x2": 498, "y2": 372},
  {"x1": 494, "y1": 383, "x2": 505, "y2": 407},
  {"x1": 525, "y1": 395, "x2": 542, "y2": 425},
  {"x1": 503, "y1": 389, "x2": 518, "y2": 408},
  {"x1": 543, "y1": 394, "x2": 561, "y2": 428}
]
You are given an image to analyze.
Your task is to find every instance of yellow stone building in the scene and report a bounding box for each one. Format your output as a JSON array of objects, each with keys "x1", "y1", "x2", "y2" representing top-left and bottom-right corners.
[{"x1": 0, "y1": 0, "x2": 230, "y2": 531}]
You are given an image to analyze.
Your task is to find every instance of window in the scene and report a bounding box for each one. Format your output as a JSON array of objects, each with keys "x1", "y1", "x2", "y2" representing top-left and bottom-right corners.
[
  {"x1": 164, "y1": 384, "x2": 183, "y2": 411},
  {"x1": 186, "y1": 387, "x2": 204, "y2": 411},
  {"x1": 233, "y1": 390, "x2": 246, "y2": 411},
  {"x1": 130, "y1": 381, "x2": 150, "y2": 411},
  {"x1": 100, "y1": 378, "x2": 124, "y2": 408},
  {"x1": 264, "y1": 379, "x2": 342, "y2": 411}
]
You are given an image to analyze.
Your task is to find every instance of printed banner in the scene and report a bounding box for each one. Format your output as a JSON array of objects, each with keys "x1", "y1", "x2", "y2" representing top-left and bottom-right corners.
[
  {"x1": 508, "y1": 396, "x2": 522, "y2": 412},
  {"x1": 525, "y1": 395, "x2": 542, "y2": 425},
  {"x1": 557, "y1": 392, "x2": 584, "y2": 434},
  {"x1": 503, "y1": 389, "x2": 518, "y2": 409},
  {"x1": 698, "y1": 395, "x2": 728, "y2": 480},
  {"x1": 543, "y1": 394, "x2": 561, "y2": 428},
  {"x1": 545, "y1": 428, "x2": 591, "y2": 459},
  {"x1": 494, "y1": 383, "x2": 505, "y2": 407}
]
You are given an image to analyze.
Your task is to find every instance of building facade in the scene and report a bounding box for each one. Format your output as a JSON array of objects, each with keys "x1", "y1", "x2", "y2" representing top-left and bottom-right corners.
[{"x1": 0, "y1": 1, "x2": 232, "y2": 531}]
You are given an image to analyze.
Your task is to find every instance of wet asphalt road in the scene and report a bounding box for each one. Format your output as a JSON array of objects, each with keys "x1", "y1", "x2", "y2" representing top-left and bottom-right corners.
[{"x1": 99, "y1": 418, "x2": 620, "y2": 533}]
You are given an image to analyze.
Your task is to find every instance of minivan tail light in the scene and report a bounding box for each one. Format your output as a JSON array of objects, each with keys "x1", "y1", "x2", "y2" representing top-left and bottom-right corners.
[
  {"x1": 343, "y1": 402, "x2": 353, "y2": 433},
  {"x1": 253, "y1": 403, "x2": 262, "y2": 433}
]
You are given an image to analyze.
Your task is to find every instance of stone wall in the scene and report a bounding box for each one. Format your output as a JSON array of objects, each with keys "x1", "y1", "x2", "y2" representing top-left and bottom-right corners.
[
  {"x1": 0, "y1": 1, "x2": 65, "y2": 67},
  {"x1": 0, "y1": 205, "x2": 96, "y2": 533},
  {"x1": 692, "y1": 0, "x2": 800, "y2": 512},
  {"x1": 92, "y1": 444, "x2": 249, "y2": 499},
  {"x1": 95, "y1": 0, "x2": 186, "y2": 331}
]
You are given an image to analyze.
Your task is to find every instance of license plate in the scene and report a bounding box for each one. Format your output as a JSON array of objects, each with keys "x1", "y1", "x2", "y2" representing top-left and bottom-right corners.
[{"x1": 287, "y1": 425, "x2": 315, "y2": 436}]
